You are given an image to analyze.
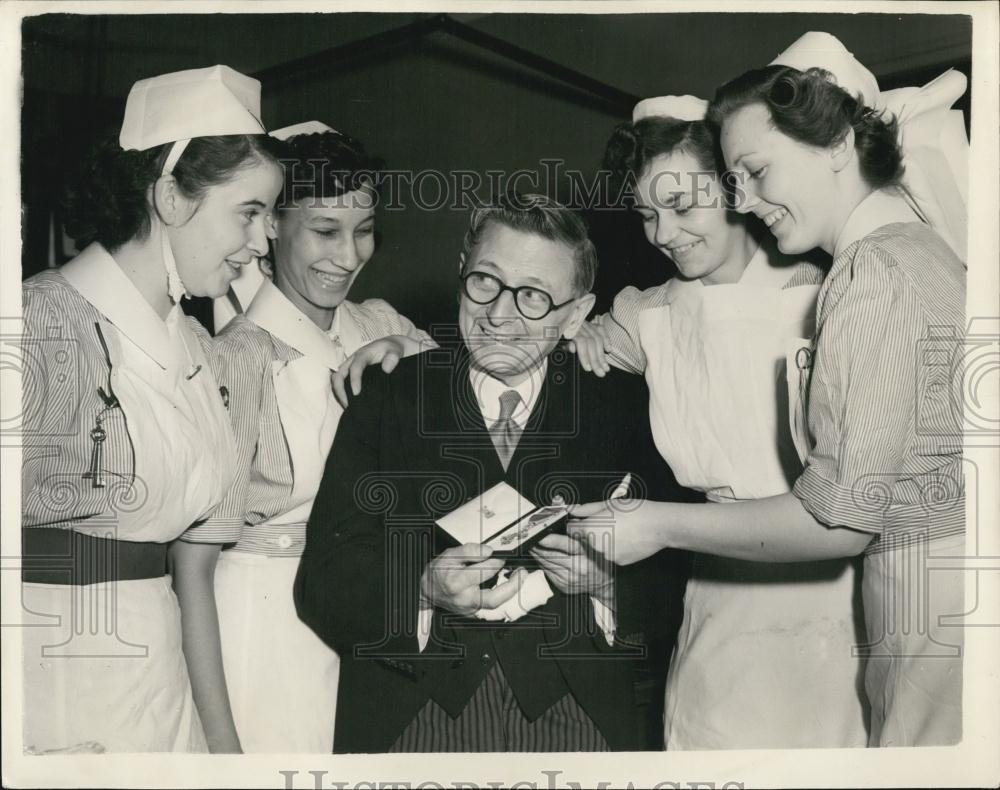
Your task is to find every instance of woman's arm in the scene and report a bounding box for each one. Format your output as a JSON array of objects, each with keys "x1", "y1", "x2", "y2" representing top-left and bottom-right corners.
[
  {"x1": 567, "y1": 286, "x2": 655, "y2": 377},
  {"x1": 568, "y1": 492, "x2": 874, "y2": 566},
  {"x1": 168, "y1": 540, "x2": 242, "y2": 753}
]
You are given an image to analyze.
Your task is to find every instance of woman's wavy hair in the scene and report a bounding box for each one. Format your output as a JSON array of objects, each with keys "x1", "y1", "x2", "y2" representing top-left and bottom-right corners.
[
  {"x1": 62, "y1": 134, "x2": 284, "y2": 252},
  {"x1": 273, "y1": 130, "x2": 385, "y2": 210},
  {"x1": 602, "y1": 116, "x2": 724, "y2": 208},
  {"x1": 707, "y1": 64, "x2": 904, "y2": 189}
]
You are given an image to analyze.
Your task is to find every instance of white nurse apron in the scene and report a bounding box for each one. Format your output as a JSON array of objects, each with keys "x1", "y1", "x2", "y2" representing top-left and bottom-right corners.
[
  {"x1": 214, "y1": 281, "x2": 349, "y2": 753},
  {"x1": 23, "y1": 245, "x2": 236, "y2": 753},
  {"x1": 643, "y1": 252, "x2": 868, "y2": 750}
]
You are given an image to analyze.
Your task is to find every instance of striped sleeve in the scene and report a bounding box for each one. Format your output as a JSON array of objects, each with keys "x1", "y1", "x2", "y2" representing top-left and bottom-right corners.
[
  {"x1": 21, "y1": 275, "x2": 137, "y2": 529},
  {"x1": 20, "y1": 283, "x2": 85, "y2": 520},
  {"x1": 793, "y1": 241, "x2": 923, "y2": 534},
  {"x1": 181, "y1": 317, "x2": 271, "y2": 544},
  {"x1": 591, "y1": 285, "x2": 664, "y2": 375},
  {"x1": 21, "y1": 285, "x2": 68, "y2": 450},
  {"x1": 782, "y1": 260, "x2": 827, "y2": 289},
  {"x1": 351, "y1": 298, "x2": 434, "y2": 347}
]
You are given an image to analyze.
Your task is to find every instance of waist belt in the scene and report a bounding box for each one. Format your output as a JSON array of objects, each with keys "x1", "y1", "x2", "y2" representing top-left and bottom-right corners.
[{"x1": 22, "y1": 528, "x2": 168, "y2": 585}]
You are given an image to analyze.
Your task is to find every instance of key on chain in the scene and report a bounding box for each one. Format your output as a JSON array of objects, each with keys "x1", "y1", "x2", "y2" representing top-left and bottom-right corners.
[{"x1": 83, "y1": 422, "x2": 107, "y2": 488}]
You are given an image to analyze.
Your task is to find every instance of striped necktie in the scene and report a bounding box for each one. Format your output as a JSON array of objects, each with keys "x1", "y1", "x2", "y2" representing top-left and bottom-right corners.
[{"x1": 489, "y1": 390, "x2": 523, "y2": 472}]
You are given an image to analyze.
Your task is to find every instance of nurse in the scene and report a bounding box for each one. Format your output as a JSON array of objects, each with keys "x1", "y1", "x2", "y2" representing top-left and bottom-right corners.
[
  {"x1": 20, "y1": 65, "x2": 283, "y2": 753},
  {"x1": 170, "y1": 123, "x2": 429, "y2": 753},
  {"x1": 568, "y1": 32, "x2": 968, "y2": 748},
  {"x1": 569, "y1": 95, "x2": 867, "y2": 750}
]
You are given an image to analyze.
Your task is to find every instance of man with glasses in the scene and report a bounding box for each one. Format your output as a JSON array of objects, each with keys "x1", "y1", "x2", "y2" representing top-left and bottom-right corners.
[{"x1": 296, "y1": 194, "x2": 692, "y2": 753}]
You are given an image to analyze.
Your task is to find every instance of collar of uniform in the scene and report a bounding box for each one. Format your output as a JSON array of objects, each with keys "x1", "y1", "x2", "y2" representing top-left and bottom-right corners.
[
  {"x1": 329, "y1": 301, "x2": 367, "y2": 359},
  {"x1": 834, "y1": 187, "x2": 921, "y2": 258},
  {"x1": 470, "y1": 359, "x2": 547, "y2": 429},
  {"x1": 60, "y1": 243, "x2": 176, "y2": 369},
  {"x1": 663, "y1": 235, "x2": 798, "y2": 303},
  {"x1": 246, "y1": 279, "x2": 344, "y2": 370},
  {"x1": 738, "y1": 236, "x2": 805, "y2": 288},
  {"x1": 662, "y1": 273, "x2": 699, "y2": 303}
]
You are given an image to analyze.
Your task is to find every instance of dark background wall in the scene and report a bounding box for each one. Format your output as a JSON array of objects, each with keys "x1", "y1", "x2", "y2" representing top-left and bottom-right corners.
[{"x1": 20, "y1": 11, "x2": 972, "y2": 329}]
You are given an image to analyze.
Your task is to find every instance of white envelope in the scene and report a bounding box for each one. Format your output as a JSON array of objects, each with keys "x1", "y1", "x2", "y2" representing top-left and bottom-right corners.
[
  {"x1": 435, "y1": 482, "x2": 533, "y2": 546},
  {"x1": 435, "y1": 482, "x2": 568, "y2": 551}
]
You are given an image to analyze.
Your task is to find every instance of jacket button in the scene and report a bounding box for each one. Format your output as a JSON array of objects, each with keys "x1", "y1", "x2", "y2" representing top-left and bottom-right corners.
[
  {"x1": 481, "y1": 653, "x2": 492, "y2": 665},
  {"x1": 276, "y1": 534, "x2": 293, "y2": 549}
]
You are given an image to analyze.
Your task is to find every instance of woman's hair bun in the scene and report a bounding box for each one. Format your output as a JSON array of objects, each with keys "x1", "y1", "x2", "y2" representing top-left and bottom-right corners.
[
  {"x1": 61, "y1": 133, "x2": 163, "y2": 250},
  {"x1": 709, "y1": 64, "x2": 904, "y2": 190}
]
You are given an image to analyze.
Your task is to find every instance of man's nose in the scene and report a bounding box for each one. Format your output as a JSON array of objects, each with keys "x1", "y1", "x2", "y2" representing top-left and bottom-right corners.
[{"x1": 486, "y1": 289, "x2": 519, "y2": 324}]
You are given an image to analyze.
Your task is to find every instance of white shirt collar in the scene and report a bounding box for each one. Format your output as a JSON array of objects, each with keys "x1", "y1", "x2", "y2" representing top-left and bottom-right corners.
[
  {"x1": 60, "y1": 243, "x2": 178, "y2": 369},
  {"x1": 834, "y1": 187, "x2": 921, "y2": 258},
  {"x1": 246, "y1": 279, "x2": 348, "y2": 370},
  {"x1": 470, "y1": 359, "x2": 547, "y2": 429}
]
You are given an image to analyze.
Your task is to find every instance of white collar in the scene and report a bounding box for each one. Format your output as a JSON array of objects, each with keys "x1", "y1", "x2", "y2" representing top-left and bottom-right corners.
[
  {"x1": 834, "y1": 188, "x2": 921, "y2": 258},
  {"x1": 735, "y1": 237, "x2": 802, "y2": 288},
  {"x1": 663, "y1": 236, "x2": 796, "y2": 301},
  {"x1": 470, "y1": 359, "x2": 547, "y2": 429},
  {"x1": 328, "y1": 301, "x2": 364, "y2": 358},
  {"x1": 60, "y1": 243, "x2": 178, "y2": 369},
  {"x1": 246, "y1": 279, "x2": 347, "y2": 370}
]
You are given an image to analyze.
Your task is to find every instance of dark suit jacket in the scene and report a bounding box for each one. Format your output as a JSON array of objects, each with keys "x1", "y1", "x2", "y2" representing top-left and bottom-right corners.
[{"x1": 295, "y1": 339, "x2": 694, "y2": 753}]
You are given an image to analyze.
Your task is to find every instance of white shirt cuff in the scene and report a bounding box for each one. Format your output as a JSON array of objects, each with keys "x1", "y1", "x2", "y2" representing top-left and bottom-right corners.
[
  {"x1": 417, "y1": 607, "x2": 434, "y2": 653},
  {"x1": 590, "y1": 597, "x2": 616, "y2": 646},
  {"x1": 420, "y1": 595, "x2": 613, "y2": 650}
]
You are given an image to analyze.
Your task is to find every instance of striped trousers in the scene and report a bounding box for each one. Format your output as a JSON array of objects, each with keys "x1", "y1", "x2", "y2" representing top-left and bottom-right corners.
[{"x1": 389, "y1": 663, "x2": 609, "y2": 752}]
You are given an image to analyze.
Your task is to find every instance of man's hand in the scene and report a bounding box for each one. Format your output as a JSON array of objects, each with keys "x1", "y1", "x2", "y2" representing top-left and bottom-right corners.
[
  {"x1": 529, "y1": 533, "x2": 615, "y2": 609},
  {"x1": 419, "y1": 544, "x2": 524, "y2": 616}
]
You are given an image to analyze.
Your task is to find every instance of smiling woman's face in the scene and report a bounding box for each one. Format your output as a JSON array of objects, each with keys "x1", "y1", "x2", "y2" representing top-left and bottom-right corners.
[
  {"x1": 168, "y1": 158, "x2": 283, "y2": 298},
  {"x1": 271, "y1": 184, "x2": 377, "y2": 329},
  {"x1": 720, "y1": 102, "x2": 838, "y2": 255},
  {"x1": 634, "y1": 150, "x2": 747, "y2": 285}
]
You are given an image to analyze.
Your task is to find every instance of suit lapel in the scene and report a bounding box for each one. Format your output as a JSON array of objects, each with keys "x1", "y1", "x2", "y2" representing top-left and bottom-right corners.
[
  {"x1": 395, "y1": 340, "x2": 507, "y2": 513},
  {"x1": 396, "y1": 340, "x2": 581, "y2": 515}
]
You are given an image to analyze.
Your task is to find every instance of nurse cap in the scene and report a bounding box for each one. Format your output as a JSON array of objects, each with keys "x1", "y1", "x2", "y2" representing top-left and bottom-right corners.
[
  {"x1": 269, "y1": 120, "x2": 336, "y2": 140},
  {"x1": 768, "y1": 31, "x2": 968, "y2": 262},
  {"x1": 633, "y1": 94, "x2": 708, "y2": 123},
  {"x1": 770, "y1": 31, "x2": 881, "y2": 110},
  {"x1": 119, "y1": 65, "x2": 265, "y2": 174},
  {"x1": 119, "y1": 65, "x2": 265, "y2": 303}
]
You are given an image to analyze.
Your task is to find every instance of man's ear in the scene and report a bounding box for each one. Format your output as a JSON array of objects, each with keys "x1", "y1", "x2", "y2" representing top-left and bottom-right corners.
[
  {"x1": 561, "y1": 293, "x2": 597, "y2": 340},
  {"x1": 152, "y1": 175, "x2": 195, "y2": 226},
  {"x1": 829, "y1": 126, "x2": 856, "y2": 173}
]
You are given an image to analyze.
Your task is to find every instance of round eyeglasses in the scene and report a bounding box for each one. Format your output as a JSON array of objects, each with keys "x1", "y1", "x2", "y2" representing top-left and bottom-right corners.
[{"x1": 459, "y1": 271, "x2": 576, "y2": 320}]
